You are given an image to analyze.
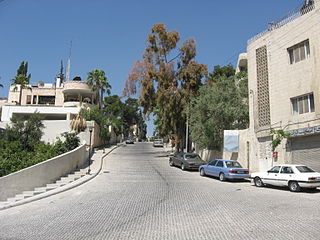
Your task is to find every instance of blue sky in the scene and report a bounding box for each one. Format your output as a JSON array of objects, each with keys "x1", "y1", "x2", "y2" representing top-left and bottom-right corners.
[{"x1": 0, "y1": 0, "x2": 304, "y2": 135}]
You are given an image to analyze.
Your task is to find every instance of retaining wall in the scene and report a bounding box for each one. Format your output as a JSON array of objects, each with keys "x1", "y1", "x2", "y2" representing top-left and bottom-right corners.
[{"x1": 0, "y1": 144, "x2": 89, "y2": 201}]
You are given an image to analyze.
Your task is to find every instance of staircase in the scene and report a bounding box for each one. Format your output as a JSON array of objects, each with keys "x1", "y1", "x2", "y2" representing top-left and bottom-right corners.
[{"x1": 0, "y1": 168, "x2": 87, "y2": 208}]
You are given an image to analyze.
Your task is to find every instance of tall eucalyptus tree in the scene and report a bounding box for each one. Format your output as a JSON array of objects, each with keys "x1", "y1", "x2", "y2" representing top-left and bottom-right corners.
[{"x1": 123, "y1": 23, "x2": 207, "y2": 151}]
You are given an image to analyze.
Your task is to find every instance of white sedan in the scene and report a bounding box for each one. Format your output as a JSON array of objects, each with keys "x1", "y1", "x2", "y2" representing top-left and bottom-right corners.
[{"x1": 251, "y1": 164, "x2": 320, "y2": 192}]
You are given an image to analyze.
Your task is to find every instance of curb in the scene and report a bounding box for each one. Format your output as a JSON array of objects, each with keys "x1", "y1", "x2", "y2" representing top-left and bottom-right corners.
[{"x1": 0, "y1": 145, "x2": 119, "y2": 211}]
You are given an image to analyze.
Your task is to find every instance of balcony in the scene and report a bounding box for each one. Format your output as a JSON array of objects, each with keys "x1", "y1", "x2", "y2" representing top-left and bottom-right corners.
[{"x1": 62, "y1": 81, "x2": 94, "y2": 95}]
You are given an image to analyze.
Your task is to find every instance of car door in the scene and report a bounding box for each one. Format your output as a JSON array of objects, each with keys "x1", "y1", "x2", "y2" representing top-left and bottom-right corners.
[
  {"x1": 212, "y1": 160, "x2": 224, "y2": 177},
  {"x1": 279, "y1": 166, "x2": 295, "y2": 186},
  {"x1": 176, "y1": 153, "x2": 184, "y2": 167},
  {"x1": 205, "y1": 160, "x2": 217, "y2": 176},
  {"x1": 264, "y1": 166, "x2": 281, "y2": 186},
  {"x1": 172, "y1": 153, "x2": 181, "y2": 166}
]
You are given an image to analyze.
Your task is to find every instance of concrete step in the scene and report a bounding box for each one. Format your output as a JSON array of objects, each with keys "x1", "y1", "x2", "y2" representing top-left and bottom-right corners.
[
  {"x1": 74, "y1": 171, "x2": 86, "y2": 176},
  {"x1": 7, "y1": 194, "x2": 24, "y2": 203},
  {"x1": 34, "y1": 187, "x2": 48, "y2": 195},
  {"x1": 54, "y1": 179, "x2": 70, "y2": 186},
  {"x1": 2, "y1": 166, "x2": 90, "y2": 206},
  {"x1": 68, "y1": 172, "x2": 85, "y2": 178},
  {"x1": 60, "y1": 176, "x2": 74, "y2": 182},
  {"x1": 46, "y1": 183, "x2": 63, "y2": 190},
  {"x1": 22, "y1": 191, "x2": 34, "y2": 198}
]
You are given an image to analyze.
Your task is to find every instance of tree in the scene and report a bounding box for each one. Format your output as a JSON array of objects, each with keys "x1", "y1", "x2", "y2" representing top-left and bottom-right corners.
[
  {"x1": 87, "y1": 69, "x2": 111, "y2": 110},
  {"x1": 11, "y1": 61, "x2": 31, "y2": 105},
  {"x1": 103, "y1": 95, "x2": 147, "y2": 139},
  {"x1": 189, "y1": 65, "x2": 249, "y2": 150},
  {"x1": 103, "y1": 95, "x2": 124, "y2": 136},
  {"x1": 4, "y1": 112, "x2": 44, "y2": 151},
  {"x1": 270, "y1": 129, "x2": 291, "y2": 152},
  {"x1": 79, "y1": 106, "x2": 111, "y2": 142},
  {"x1": 124, "y1": 23, "x2": 207, "y2": 150}
]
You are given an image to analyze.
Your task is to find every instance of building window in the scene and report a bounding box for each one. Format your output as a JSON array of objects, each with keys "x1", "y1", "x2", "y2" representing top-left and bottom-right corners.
[
  {"x1": 288, "y1": 40, "x2": 310, "y2": 64},
  {"x1": 33, "y1": 95, "x2": 37, "y2": 104},
  {"x1": 26, "y1": 95, "x2": 32, "y2": 104},
  {"x1": 291, "y1": 93, "x2": 315, "y2": 115},
  {"x1": 38, "y1": 96, "x2": 55, "y2": 105}
]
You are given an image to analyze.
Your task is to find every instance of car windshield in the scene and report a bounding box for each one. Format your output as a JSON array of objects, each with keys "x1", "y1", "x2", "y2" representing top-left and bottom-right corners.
[
  {"x1": 225, "y1": 161, "x2": 242, "y2": 168},
  {"x1": 296, "y1": 166, "x2": 315, "y2": 173},
  {"x1": 185, "y1": 154, "x2": 201, "y2": 161}
]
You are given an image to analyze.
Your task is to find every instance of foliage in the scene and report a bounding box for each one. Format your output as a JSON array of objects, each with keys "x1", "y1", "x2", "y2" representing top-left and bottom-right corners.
[
  {"x1": 70, "y1": 113, "x2": 87, "y2": 132},
  {"x1": 4, "y1": 113, "x2": 44, "y2": 151},
  {"x1": 270, "y1": 129, "x2": 291, "y2": 152},
  {"x1": 11, "y1": 61, "x2": 31, "y2": 105},
  {"x1": 52, "y1": 132, "x2": 80, "y2": 155},
  {"x1": 123, "y1": 23, "x2": 207, "y2": 149},
  {"x1": 189, "y1": 66, "x2": 249, "y2": 150},
  {"x1": 80, "y1": 106, "x2": 111, "y2": 142},
  {"x1": 103, "y1": 96, "x2": 147, "y2": 139},
  {"x1": 87, "y1": 69, "x2": 111, "y2": 110},
  {"x1": 0, "y1": 117, "x2": 80, "y2": 177}
]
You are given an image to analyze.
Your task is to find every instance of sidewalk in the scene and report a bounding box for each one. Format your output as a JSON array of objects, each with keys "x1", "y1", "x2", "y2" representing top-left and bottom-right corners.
[{"x1": 0, "y1": 144, "x2": 120, "y2": 210}]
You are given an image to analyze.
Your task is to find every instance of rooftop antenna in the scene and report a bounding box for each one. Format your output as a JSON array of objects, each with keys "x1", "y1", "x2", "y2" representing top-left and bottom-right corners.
[
  {"x1": 60, "y1": 60, "x2": 64, "y2": 76},
  {"x1": 66, "y1": 40, "x2": 72, "y2": 82}
]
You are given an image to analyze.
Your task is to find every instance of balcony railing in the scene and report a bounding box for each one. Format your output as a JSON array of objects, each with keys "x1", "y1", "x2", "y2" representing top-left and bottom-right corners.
[{"x1": 248, "y1": 0, "x2": 317, "y2": 44}]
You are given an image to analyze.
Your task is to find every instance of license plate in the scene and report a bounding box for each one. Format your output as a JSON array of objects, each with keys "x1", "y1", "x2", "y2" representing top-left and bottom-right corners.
[{"x1": 237, "y1": 171, "x2": 244, "y2": 174}]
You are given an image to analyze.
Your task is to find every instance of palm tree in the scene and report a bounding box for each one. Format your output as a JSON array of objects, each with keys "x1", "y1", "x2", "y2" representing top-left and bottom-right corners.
[
  {"x1": 86, "y1": 69, "x2": 111, "y2": 110},
  {"x1": 11, "y1": 61, "x2": 31, "y2": 105}
]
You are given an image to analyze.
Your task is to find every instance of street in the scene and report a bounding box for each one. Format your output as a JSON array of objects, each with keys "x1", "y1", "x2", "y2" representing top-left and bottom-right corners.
[{"x1": 1, "y1": 143, "x2": 320, "y2": 240}]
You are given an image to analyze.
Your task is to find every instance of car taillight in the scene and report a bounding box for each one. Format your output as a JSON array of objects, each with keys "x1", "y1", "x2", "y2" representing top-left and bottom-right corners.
[
  {"x1": 229, "y1": 170, "x2": 236, "y2": 173},
  {"x1": 308, "y1": 177, "x2": 316, "y2": 181},
  {"x1": 244, "y1": 171, "x2": 249, "y2": 174}
]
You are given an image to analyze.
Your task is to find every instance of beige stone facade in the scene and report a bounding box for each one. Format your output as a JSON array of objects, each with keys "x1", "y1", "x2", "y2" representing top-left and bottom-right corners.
[
  {"x1": 3, "y1": 76, "x2": 97, "y2": 121},
  {"x1": 245, "y1": 0, "x2": 320, "y2": 172}
]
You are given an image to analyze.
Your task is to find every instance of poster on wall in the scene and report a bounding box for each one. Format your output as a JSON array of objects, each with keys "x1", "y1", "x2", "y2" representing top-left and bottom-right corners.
[{"x1": 223, "y1": 130, "x2": 239, "y2": 153}]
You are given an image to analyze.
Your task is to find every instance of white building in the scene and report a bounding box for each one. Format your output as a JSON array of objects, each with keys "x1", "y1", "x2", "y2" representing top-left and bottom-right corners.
[{"x1": 2, "y1": 74, "x2": 97, "y2": 122}]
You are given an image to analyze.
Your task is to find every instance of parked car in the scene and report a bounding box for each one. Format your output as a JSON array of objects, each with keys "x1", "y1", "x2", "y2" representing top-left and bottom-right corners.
[
  {"x1": 153, "y1": 139, "x2": 164, "y2": 147},
  {"x1": 251, "y1": 164, "x2": 320, "y2": 192},
  {"x1": 169, "y1": 153, "x2": 206, "y2": 170},
  {"x1": 199, "y1": 159, "x2": 250, "y2": 181},
  {"x1": 125, "y1": 138, "x2": 134, "y2": 144}
]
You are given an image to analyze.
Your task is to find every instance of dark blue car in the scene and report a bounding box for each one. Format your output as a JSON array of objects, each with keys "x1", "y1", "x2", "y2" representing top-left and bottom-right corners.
[{"x1": 199, "y1": 159, "x2": 250, "y2": 181}]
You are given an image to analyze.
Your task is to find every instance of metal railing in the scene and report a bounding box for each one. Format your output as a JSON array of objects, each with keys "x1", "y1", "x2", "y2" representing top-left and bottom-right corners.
[{"x1": 248, "y1": 0, "x2": 317, "y2": 44}]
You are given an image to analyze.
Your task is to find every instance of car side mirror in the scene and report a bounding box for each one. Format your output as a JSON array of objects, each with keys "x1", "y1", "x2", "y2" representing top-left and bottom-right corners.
[{"x1": 267, "y1": 170, "x2": 271, "y2": 174}]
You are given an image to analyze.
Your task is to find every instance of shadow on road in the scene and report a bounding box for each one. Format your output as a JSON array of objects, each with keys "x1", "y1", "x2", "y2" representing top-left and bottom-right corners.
[
  {"x1": 260, "y1": 185, "x2": 320, "y2": 194},
  {"x1": 201, "y1": 175, "x2": 251, "y2": 183}
]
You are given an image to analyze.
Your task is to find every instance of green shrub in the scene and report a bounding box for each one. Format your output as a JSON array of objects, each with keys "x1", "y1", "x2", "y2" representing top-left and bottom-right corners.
[{"x1": 0, "y1": 131, "x2": 80, "y2": 177}]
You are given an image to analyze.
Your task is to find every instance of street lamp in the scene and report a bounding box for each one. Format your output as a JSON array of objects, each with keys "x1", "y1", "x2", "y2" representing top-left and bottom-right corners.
[{"x1": 87, "y1": 124, "x2": 94, "y2": 174}]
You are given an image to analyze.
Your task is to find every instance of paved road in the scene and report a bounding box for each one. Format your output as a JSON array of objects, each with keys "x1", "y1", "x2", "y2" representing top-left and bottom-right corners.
[{"x1": 1, "y1": 143, "x2": 320, "y2": 240}]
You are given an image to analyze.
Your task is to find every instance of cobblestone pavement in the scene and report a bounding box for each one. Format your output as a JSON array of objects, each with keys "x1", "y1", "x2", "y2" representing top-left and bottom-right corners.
[{"x1": 1, "y1": 143, "x2": 320, "y2": 240}]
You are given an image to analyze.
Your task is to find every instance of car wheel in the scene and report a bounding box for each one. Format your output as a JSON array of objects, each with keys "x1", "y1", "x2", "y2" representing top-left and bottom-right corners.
[
  {"x1": 219, "y1": 173, "x2": 226, "y2": 181},
  {"x1": 200, "y1": 168, "x2": 206, "y2": 176},
  {"x1": 169, "y1": 160, "x2": 174, "y2": 167},
  {"x1": 288, "y1": 181, "x2": 301, "y2": 192},
  {"x1": 181, "y1": 164, "x2": 186, "y2": 171},
  {"x1": 254, "y1": 177, "x2": 264, "y2": 187}
]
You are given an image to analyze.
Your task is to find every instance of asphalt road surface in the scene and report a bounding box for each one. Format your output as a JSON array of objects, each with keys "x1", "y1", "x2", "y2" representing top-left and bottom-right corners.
[{"x1": 1, "y1": 143, "x2": 320, "y2": 240}]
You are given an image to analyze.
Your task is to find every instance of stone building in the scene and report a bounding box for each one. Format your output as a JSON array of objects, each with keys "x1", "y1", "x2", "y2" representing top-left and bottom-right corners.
[
  {"x1": 245, "y1": 0, "x2": 320, "y2": 172},
  {"x1": 2, "y1": 74, "x2": 97, "y2": 122}
]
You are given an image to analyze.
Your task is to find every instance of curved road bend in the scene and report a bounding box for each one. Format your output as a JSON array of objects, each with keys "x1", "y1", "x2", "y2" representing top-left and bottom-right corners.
[{"x1": 1, "y1": 143, "x2": 320, "y2": 240}]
